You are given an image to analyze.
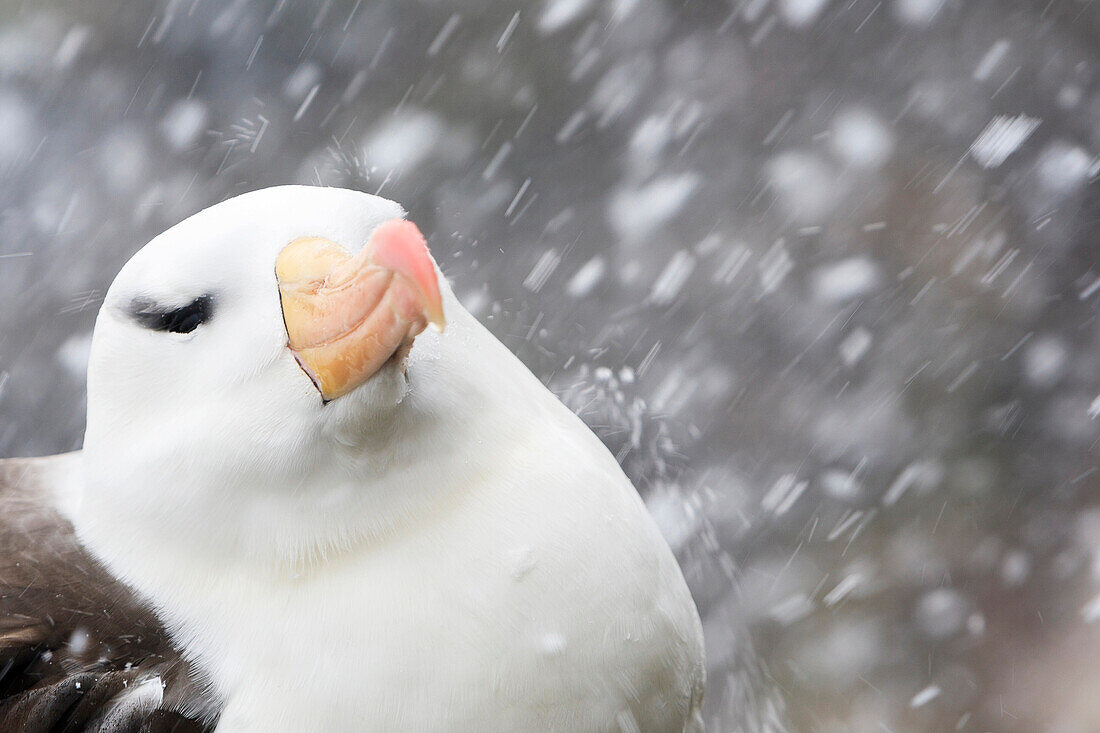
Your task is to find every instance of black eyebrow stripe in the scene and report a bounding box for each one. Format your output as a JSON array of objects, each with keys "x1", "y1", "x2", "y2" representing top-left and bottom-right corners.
[{"x1": 129, "y1": 295, "x2": 214, "y2": 333}]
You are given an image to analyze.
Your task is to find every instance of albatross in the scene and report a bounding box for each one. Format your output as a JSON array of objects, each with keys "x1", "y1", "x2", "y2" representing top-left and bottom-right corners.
[{"x1": 0, "y1": 185, "x2": 705, "y2": 732}]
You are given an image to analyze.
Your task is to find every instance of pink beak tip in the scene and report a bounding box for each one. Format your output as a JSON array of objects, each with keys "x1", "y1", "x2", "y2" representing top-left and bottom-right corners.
[{"x1": 369, "y1": 219, "x2": 445, "y2": 329}]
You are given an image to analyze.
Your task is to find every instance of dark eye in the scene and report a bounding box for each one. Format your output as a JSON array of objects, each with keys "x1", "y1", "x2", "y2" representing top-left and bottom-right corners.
[{"x1": 130, "y1": 295, "x2": 214, "y2": 334}]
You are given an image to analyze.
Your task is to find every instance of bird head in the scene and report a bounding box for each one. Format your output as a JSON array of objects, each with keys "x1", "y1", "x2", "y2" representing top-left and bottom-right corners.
[{"x1": 80, "y1": 186, "x2": 465, "y2": 569}]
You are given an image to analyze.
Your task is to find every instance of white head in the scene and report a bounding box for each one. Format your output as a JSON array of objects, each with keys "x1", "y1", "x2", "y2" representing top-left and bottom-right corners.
[{"x1": 77, "y1": 186, "x2": 482, "y2": 573}]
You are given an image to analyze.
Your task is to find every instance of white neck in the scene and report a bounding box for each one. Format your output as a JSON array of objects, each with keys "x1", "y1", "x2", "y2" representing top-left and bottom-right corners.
[
  {"x1": 71, "y1": 302, "x2": 543, "y2": 585},
  {"x1": 62, "y1": 304, "x2": 706, "y2": 733}
]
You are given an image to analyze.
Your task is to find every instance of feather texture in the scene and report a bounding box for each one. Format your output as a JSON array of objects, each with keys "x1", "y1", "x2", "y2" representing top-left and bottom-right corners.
[{"x1": 0, "y1": 455, "x2": 212, "y2": 732}]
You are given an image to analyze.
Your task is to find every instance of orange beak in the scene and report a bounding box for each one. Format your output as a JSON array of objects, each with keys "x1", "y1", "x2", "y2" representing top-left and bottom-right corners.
[{"x1": 276, "y1": 219, "x2": 445, "y2": 401}]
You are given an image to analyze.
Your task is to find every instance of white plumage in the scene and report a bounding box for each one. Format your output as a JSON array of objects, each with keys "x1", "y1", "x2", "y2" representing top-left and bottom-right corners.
[{"x1": 61, "y1": 185, "x2": 704, "y2": 731}]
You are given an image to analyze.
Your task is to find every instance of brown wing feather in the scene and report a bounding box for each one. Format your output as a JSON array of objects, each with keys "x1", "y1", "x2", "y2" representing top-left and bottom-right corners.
[{"x1": 0, "y1": 455, "x2": 214, "y2": 732}]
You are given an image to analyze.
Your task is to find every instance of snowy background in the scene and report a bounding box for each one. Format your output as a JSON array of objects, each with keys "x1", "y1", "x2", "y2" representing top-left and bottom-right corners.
[{"x1": 0, "y1": 0, "x2": 1098, "y2": 730}]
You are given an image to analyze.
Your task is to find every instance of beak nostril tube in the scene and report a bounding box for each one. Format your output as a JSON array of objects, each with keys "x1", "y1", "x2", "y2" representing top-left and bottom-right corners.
[{"x1": 275, "y1": 219, "x2": 444, "y2": 401}]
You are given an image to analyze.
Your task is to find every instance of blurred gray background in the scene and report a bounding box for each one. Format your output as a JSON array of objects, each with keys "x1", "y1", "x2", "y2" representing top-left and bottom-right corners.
[{"x1": 0, "y1": 0, "x2": 1098, "y2": 730}]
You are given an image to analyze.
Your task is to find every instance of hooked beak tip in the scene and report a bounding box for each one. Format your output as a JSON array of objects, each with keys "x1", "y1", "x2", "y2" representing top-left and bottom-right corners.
[{"x1": 368, "y1": 219, "x2": 446, "y2": 331}]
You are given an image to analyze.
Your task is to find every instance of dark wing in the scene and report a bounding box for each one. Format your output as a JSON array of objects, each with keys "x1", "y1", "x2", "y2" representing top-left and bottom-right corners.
[{"x1": 0, "y1": 454, "x2": 214, "y2": 732}]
